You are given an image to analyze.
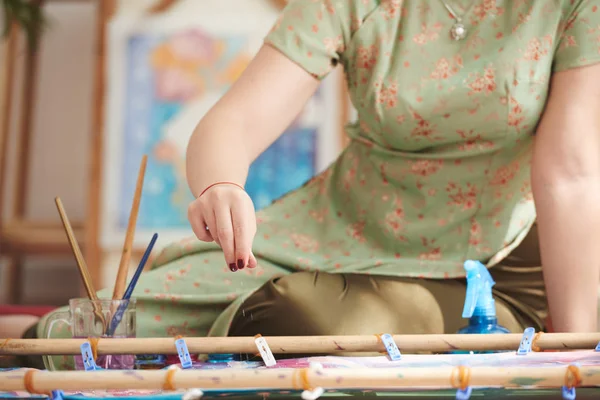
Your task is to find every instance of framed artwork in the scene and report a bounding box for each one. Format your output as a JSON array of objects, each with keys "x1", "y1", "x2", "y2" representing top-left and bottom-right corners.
[{"x1": 97, "y1": 0, "x2": 345, "y2": 250}]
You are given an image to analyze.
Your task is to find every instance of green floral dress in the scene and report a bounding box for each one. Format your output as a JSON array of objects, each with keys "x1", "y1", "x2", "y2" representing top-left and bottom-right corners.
[{"x1": 40, "y1": 0, "x2": 600, "y2": 369}]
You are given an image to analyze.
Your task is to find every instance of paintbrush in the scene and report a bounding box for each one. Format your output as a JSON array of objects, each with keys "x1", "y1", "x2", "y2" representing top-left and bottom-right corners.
[
  {"x1": 106, "y1": 233, "x2": 158, "y2": 336},
  {"x1": 112, "y1": 154, "x2": 147, "y2": 301},
  {"x1": 55, "y1": 197, "x2": 106, "y2": 331}
]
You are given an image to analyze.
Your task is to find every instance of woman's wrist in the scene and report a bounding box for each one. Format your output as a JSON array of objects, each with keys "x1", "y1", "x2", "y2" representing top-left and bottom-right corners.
[{"x1": 198, "y1": 181, "x2": 246, "y2": 198}]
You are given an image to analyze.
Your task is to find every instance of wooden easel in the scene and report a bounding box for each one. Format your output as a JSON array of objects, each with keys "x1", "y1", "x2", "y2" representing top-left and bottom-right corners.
[
  {"x1": 0, "y1": 0, "x2": 127, "y2": 301},
  {"x1": 85, "y1": 0, "x2": 172, "y2": 285},
  {"x1": 0, "y1": 0, "x2": 93, "y2": 303},
  {"x1": 84, "y1": 0, "x2": 116, "y2": 290}
]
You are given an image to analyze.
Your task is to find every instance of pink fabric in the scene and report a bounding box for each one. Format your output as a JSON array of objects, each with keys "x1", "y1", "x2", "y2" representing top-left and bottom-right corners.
[{"x1": 0, "y1": 305, "x2": 55, "y2": 317}]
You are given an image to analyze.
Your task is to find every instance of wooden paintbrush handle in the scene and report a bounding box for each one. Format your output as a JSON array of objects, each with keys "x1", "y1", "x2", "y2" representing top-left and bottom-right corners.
[
  {"x1": 112, "y1": 155, "x2": 147, "y2": 300},
  {"x1": 55, "y1": 197, "x2": 106, "y2": 331},
  {"x1": 55, "y1": 197, "x2": 98, "y2": 300}
]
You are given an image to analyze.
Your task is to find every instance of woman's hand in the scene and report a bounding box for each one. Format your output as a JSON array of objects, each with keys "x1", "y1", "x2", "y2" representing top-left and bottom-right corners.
[
  {"x1": 188, "y1": 183, "x2": 258, "y2": 272},
  {"x1": 184, "y1": 45, "x2": 319, "y2": 272}
]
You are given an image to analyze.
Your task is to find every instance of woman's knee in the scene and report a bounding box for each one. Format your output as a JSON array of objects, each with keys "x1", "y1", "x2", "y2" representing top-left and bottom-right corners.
[
  {"x1": 493, "y1": 298, "x2": 527, "y2": 332},
  {"x1": 230, "y1": 272, "x2": 450, "y2": 336},
  {"x1": 229, "y1": 271, "x2": 339, "y2": 336},
  {"x1": 270, "y1": 270, "x2": 347, "y2": 300}
]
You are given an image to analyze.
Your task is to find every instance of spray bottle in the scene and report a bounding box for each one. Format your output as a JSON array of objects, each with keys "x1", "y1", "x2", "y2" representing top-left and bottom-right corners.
[{"x1": 456, "y1": 260, "x2": 509, "y2": 353}]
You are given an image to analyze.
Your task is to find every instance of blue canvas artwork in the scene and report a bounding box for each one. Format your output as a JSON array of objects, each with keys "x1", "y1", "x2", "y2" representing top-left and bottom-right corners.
[{"x1": 114, "y1": 28, "x2": 320, "y2": 232}]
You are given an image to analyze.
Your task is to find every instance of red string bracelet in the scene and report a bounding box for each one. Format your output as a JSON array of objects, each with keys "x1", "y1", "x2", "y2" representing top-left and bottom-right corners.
[{"x1": 198, "y1": 182, "x2": 245, "y2": 198}]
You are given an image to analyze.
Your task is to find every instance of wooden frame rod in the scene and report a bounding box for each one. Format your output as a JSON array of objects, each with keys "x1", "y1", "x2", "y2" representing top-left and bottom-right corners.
[
  {"x1": 1, "y1": 365, "x2": 598, "y2": 392},
  {"x1": 0, "y1": 22, "x2": 18, "y2": 220},
  {"x1": 10, "y1": 0, "x2": 44, "y2": 218},
  {"x1": 1, "y1": 332, "x2": 599, "y2": 356}
]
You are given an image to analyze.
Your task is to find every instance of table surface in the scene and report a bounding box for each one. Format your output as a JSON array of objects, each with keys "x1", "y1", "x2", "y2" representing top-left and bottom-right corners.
[{"x1": 4, "y1": 388, "x2": 600, "y2": 400}]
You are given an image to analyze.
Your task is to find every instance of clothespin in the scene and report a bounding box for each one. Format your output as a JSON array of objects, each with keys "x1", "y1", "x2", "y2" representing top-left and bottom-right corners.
[
  {"x1": 380, "y1": 333, "x2": 402, "y2": 361},
  {"x1": 254, "y1": 334, "x2": 276, "y2": 367},
  {"x1": 517, "y1": 327, "x2": 535, "y2": 355},
  {"x1": 80, "y1": 342, "x2": 101, "y2": 371},
  {"x1": 455, "y1": 386, "x2": 472, "y2": 400},
  {"x1": 562, "y1": 385, "x2": 576, "y2": 400},
  {"x1": 51, "y1": 390, "x2": 65, "y2": 400},
  {"x1": 175, "y1": 338, "x2": 193, "y2": 369}
]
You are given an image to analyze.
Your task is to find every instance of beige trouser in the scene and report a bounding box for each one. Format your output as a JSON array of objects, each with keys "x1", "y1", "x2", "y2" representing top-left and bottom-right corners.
[{"x1": 228, "y1": 225, "x2": 547, "y2": 341}]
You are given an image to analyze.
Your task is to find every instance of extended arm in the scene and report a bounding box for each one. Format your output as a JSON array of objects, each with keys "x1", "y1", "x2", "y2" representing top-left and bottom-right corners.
[
  {"x1": 185, "y1": 44, "x2": 321, "y2": 269},
  {"x1": 531, "y1": 63, "x2": 600, "y2": 332},
  {"x1": 185, "y1": 45, "x2": 320, "y2": 196}
]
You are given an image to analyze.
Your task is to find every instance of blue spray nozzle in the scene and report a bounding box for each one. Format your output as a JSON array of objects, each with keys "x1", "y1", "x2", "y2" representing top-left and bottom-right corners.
[{"x1": 462, "y1": 260, "x2": 497, "y2": 319}]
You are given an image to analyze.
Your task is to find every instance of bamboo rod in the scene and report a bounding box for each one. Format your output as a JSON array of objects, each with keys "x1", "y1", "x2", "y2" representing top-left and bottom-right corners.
[
  {"x1": 1, "y1": 333, "x2": 599, "y2": 356},
  {"x1": 1, "y1": 366, "x2": 599, "y2": 392}
]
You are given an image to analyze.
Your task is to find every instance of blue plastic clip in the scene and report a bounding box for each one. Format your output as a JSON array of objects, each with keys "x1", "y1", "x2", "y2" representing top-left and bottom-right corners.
[
  {"x1": 51, "y1": 390, "x2": 65, "y2": 400},
  {"x1": 595, "y1": 342, "x2": 600, "y2": 352},
  {"x1": 175, "y1": 338, "x2": 193, "y2": 369},
  {"x1": 455, "y1": 386, "x2": 472, "y2": 400},
  {"x1": 517, "y1": 327, "x2": 535, "y2": 355},
  {"x1": 80, "y1": 342, "x2": 101, "y2": 371},
  {"x1": 380, "y1": 334, "x2": 402, "y2": 361},
  {"x1": 561, "y1": 386, "x2": 576, "y2": 400}
]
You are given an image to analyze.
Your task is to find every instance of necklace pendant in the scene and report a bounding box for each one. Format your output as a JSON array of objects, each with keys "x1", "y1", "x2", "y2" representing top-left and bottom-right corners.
[{"x1": 450, "y1": 22, "x2": 467, "y2": 40}]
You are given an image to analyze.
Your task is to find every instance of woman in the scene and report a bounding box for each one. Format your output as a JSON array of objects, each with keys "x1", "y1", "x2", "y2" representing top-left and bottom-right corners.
[{"x1": 7, "y1": 0, "x2": 600, "y2": 369}]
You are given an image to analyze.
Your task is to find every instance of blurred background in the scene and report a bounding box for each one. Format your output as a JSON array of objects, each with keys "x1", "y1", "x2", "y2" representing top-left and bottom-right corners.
[{"x1": 0, "y1": 0, "x2": 354, "y2": 306}]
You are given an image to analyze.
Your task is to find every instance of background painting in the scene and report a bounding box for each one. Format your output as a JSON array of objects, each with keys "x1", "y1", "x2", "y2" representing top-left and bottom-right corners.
[{"x1": 101, "y1": 0, "x2": 343, "y2": 250}]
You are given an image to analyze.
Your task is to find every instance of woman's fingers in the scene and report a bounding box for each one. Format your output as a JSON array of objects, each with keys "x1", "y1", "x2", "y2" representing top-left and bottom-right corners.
[
  {"x1": 214, "y1": 206, "x2": 237, "y2": 272},
  {"x1": 248, "y1": 251, "x2": 258, "y2": 269},
  {"x1": 231, "y1": 201, "x2": 256, "y2": 270},
  {"x1": 188, "y1": 203, "x2": 213, "y2": 242},
  {"x1": 187, "y1": 184, "x2": 259, "y2": 273}
]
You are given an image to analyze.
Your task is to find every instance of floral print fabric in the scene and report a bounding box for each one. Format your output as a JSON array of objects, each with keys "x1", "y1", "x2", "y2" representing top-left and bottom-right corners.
[{"x1": 261, "y1": 0, "x2": 600, "y2": 273}]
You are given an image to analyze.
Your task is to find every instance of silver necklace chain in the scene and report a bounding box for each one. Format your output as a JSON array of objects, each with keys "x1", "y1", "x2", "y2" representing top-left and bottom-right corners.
[{"x1": 439, "y1": 0, "x2": 475, "y2": 41}]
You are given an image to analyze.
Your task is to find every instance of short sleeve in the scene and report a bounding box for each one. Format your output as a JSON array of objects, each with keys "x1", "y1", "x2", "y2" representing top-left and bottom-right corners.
[
  {"x1": 553, "y1": 0, "x2": 600, "y2": 72},
  {"x1": 265, "y1": 0, "x2": 377, "y2": 79}
]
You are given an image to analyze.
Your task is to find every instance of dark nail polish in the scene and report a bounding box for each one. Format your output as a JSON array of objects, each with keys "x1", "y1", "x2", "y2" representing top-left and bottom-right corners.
[
  {"x1": 237, "y1": 259, "x2": 245, "y2": 269},
  {"x1": 229, "y1": 263, "x2": 238, "y2": 272}
]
